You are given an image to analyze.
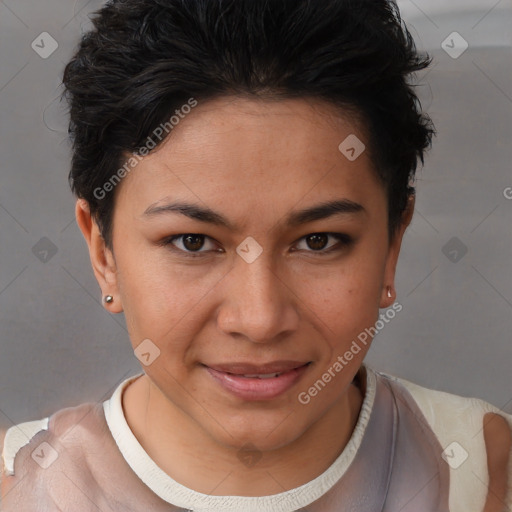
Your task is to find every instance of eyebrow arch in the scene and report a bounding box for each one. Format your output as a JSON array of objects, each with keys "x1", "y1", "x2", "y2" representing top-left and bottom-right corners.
[{"x1": 143, "y1": 199, "x2": 365, "y2": 230}]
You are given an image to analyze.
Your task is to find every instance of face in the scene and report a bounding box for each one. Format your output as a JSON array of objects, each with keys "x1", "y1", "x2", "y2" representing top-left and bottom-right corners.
[{"x1": 79, "y1": 96, "x2": 410, "y2": 452}]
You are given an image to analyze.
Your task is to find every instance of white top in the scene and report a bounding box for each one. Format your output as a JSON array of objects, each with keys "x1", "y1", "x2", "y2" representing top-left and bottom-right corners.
[
  {"x1": 2, "y1": 365, "x2": 511, "y2": 511},
  {"x1": 101, "y1": 370, "x2": 377, "y2": 511}
]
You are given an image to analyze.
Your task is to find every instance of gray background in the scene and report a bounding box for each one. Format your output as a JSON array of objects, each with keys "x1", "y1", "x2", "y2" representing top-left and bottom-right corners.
[{"x1": 0, "y1": 0, "x2": 511, "y2": 431}]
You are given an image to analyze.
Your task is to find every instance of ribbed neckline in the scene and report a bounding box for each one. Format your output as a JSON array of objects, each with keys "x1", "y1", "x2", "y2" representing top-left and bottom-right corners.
[{"x1": 103, "y1": 364, "x2": 377, "y2": 512}]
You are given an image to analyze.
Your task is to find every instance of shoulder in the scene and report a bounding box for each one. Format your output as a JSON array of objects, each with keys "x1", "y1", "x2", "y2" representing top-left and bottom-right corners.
[
  {"x1": 2, "y1": 417, "x2": 50, "y2": 477},
  {"x1": 1, "y1": 401, "x2": 106, "y2": 478},
  {"x1": 1, "y1": 417, "x2": 50, "y2": 507},
  {"x1": 376, "y1": 370, "x2": 512, "y2": 512},
  {"x1": 0, "y1": 402, "x2": 110, "y2": 508},
  {"x1": 376, "y1": 369, "x2": 512, "y2": 432},
  {"x1": 385, "y1": 371, "x2": 512, "y2": 440},
  {"x1": 482, "y1": 412, "x2": 511, "y2": 512}
]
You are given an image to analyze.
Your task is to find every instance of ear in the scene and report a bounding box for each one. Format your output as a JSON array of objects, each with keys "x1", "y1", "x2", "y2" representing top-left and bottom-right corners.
[
  {"x1": 75, "y1": 199, "x2": 123, "y2": 313},
  {"x1": 379, "y1": 193, "x2": 415, "y2": 308}
]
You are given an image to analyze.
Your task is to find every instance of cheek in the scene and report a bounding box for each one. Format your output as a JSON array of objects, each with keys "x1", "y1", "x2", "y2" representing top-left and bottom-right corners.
[
  {"x1": 300, "y1": 246, "x2": 387, "y2": 339},
  {"x1": 115, "y1": 247, "x2": 223, "y2": 345}
]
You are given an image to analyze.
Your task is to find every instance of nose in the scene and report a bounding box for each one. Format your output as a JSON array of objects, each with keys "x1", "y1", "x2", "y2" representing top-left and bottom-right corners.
[{"x1": 216, "y1": 254, "x2": 299, "y2": 344}]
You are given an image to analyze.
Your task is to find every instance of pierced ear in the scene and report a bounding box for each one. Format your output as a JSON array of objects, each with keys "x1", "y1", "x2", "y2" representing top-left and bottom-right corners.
[
  {"x1": 379, "y1": 194, "x2": 415, "y2": 309},
  {"x1": 75, "y1": 199, "x2": 123, "y2": 313},
  {"x1": 379, "y1": 285, "x2": 395, "y2": 309}
]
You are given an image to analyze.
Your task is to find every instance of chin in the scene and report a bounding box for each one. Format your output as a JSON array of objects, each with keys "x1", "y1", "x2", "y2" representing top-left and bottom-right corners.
[{"x1": 206, "y1": 409, "x2": 309, "y2": 452}]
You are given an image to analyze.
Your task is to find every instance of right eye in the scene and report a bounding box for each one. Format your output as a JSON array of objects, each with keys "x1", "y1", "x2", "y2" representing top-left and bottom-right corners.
[{"x1": 160, "y1": 234, "x2": 222, "y2": 257}]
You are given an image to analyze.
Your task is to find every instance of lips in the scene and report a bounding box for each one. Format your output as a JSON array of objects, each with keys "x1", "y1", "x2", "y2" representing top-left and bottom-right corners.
[
  {"x1": 205, "y1": 360, "x2": 311, "y2": 375},
  {"x1": 203, "y1": 361, "x2": 312, "y2": 400}
]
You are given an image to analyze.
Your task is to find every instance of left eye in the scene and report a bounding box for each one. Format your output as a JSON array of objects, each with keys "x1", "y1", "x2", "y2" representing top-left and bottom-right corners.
[
  {"x1": 162, "y1": 232, "x2": 351, "y2": 256},
  {"x1": 293, "y1": 233, "x2": 352, "y2": 253}
]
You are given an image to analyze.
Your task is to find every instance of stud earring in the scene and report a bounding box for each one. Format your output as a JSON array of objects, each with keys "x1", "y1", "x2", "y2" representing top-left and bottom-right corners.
[
  {"x1": 104, "y1": 295, "x2": 114, "y2": 304},
  {"x1": 386, "y1": 286, "x2": 393, "y2": 299}
]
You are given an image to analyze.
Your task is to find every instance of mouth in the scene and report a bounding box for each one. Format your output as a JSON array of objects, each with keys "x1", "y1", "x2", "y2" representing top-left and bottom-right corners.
[{"x1": 202, "y1": 361, "x2": 312, "y2": 400}]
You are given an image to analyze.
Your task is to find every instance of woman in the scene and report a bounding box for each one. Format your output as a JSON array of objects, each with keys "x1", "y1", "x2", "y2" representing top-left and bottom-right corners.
[{"x1": 1, "y1": 0, "x2": 511, "y2": 510}]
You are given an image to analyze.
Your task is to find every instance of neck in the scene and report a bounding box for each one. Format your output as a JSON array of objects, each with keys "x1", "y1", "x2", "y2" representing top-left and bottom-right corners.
[{"x1": 122, "y1": 367, "x2": 365, "y2": 496}]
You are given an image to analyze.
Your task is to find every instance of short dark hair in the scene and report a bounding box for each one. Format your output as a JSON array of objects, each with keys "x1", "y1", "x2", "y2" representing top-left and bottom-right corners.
[{"x1": 63, "y1": 0, "x2": 435, "y2": 248}]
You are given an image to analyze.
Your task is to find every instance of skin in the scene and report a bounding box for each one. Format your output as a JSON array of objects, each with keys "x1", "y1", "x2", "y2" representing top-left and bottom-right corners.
[
  {"x1": 483, "y1": 413, "x2": 511, "y2": 512},
  {"x1": 71, "y1": 96, "x2": 510, "y2": 500}
]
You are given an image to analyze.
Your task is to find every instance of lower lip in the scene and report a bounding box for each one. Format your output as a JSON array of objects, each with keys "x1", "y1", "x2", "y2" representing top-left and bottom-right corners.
[{"x1": 205, "y1": 364, "x2": 311, "y2": 401}]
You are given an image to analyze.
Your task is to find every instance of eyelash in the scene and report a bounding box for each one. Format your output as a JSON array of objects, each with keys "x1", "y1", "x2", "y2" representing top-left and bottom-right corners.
[{"x1": 159, "y1": 232, "x2": 353, "y2": 258}]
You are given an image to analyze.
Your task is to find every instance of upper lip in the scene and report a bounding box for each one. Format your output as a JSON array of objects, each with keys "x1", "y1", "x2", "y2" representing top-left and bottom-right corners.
[{"x1": 204, "y1": 361, "x2": 311, "y2": 375}]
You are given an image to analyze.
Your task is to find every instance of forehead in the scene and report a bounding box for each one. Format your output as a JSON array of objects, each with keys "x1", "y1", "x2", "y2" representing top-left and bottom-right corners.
[
  {"x1": 152, "y1": 96, "x2": 370, "y2": 164},
  {"x1": 114, "y1": 96, "x2": 383, "y2": 218}
]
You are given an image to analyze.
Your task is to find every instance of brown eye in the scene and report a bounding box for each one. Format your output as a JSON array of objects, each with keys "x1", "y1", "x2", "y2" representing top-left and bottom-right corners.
[
  {"x1": 181, "y1": 234, "x2": 205, "y2": 251},
  {"x1": 293, "y1": 232, "x2": 353, "y2": 254},
  {"x1": 306, "y1": 233, "x2": 329, "y2": 251},
  {"x1": 161, "y1": 234, "x2": 220, "y2": 256}
]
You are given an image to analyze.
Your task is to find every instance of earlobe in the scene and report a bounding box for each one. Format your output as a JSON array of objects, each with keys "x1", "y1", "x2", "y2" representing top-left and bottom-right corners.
[
  {"x1": 75, "y1": 199, "x2": 123, "y2": 313},
  {"x1": 379, "y1": 285, "x2": 395, "y2": 309},
  {"x1": 379, "y1": 194, "x2": 415, "y2": 309}
]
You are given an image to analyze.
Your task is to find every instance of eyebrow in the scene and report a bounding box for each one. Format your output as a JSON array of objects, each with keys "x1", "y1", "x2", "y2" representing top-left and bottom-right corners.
[{"x1": 143, "y1": 199, "x2": 365, "y2": 230}]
